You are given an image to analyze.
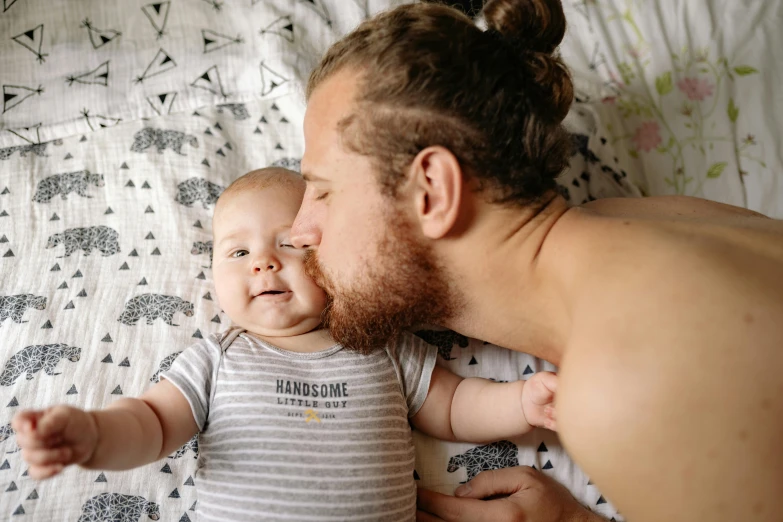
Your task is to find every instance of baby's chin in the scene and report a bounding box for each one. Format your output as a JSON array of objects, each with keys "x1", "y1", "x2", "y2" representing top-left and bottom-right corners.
[{"x1": 233, "y1": 316, "x2": 323, "y2": 338}]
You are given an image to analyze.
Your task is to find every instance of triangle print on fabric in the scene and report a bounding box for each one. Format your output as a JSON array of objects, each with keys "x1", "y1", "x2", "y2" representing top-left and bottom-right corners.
[
  {"x1": 67, "y1": 61, "x2": 110, "y2": 87},
  {"x1": 147, "y1": 92, "x2": 177, "y2": 115},
  {"x1": 81, "y1": 18, "x2": 122, "y2": 49},
  {"x1": 202, "y1": 0, "x2": 223, "y2": 11},
  {"x1": 8, "y1": 123, "x2": 42, "y2": 144},
  {"x1": 12, "y1": 24, "x2": 48, "y2": 63},
  {"x1": 3, "y1": 0, "x2": 19, "y2": 13},
  {"x1": 260, "y1": 16, "x2": 294, "y2": 43},
  {"x1": 191, "y1": 66, "x2": 227, "y2": 98},
  {"x1": 3, "y1": 85, "x2": 43, "y2": 113},
  {"x1": 202, "y1": 29, "x2": 243, "y2": 54},
  {"x1": 298, "y1": 0, "x2": 332, "y2": 27},
  {"x1": 135, "y1": 49, "x2": 176, "y2": 83},
  {"x1": 81, "y1": 109, "x2": 121, "y2": 131},
  {"x1": 142, "y1": 2, "x2": 171, "y2": 39},
  {"x1": 259, "y1": 62, "x2": 288, "y2": 96}
]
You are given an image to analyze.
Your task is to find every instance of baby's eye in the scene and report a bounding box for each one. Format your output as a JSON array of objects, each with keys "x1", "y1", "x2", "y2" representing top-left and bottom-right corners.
[{"x1": 231, "y1": 249, "x2": 249, "y2": 258}]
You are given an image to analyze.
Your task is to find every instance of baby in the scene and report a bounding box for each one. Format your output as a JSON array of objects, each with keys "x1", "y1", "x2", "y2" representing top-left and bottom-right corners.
[{"x1": 13, "y1": 168, "x2": 558, "y2": 521}]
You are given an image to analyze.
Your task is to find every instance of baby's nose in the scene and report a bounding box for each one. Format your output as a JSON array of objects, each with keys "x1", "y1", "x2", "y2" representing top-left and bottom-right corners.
[{"x1": 253, "y1": 257, "x2": 279, "y2": 272}]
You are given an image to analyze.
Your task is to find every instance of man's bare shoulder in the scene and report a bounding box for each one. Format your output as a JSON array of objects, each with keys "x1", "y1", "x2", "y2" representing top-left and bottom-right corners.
[
  {"x1": 549, "y1": 197, "x2": 783, "y2": 522},
  {"x1": 580, "y1": 194, "x2": 772, "y2": 220},
  {"x1": 555, "y1": 197, "x2": 783, "y2": 353},
  {"x1": 551, "y1": 196, "x2": 783, "y2": 300}
]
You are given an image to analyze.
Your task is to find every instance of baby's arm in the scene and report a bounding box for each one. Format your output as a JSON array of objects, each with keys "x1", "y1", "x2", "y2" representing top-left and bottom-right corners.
[
  {"x1": 13, "y1": 379, "x2": 197, "y2": 479},
  {"x1": 411, "y1": 366, "x2": 557, "y2": 443}
]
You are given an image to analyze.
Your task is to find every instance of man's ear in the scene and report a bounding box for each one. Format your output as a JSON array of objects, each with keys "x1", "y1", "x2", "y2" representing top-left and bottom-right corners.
[{"x1": 409, "y1": 146, "x2": 463, "y2": 239}]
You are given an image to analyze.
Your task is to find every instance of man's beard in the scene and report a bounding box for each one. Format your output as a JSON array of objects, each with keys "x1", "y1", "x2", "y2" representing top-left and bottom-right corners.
[{"x1": 303, "y1": 212, "x2": 457, "y2": 354}]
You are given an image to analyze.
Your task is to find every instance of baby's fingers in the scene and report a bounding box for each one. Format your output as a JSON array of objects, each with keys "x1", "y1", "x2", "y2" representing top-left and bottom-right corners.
[
  {"x1": 15, "y1": 430, "x2": 62, "y2": 451},
  {"x1": 11, "y1": 410, "x2": 45, "y2": 435},
  {"x1": 535, "y1": 371, "x2": 558, "y2": 393},
  {"x1": 36, "y1": 406, "x2": 73, "y2": 438},
  {"x1": 526, "y1": 372, "x2": 558, "y2": 405},
  {"x1": 27, "y1": 463, "x2": 65, "y2": 481},
  {"x1": 21, "y1": 446, "x2": 72, "y2": 467},
  {"x1": 544, "y1": 405, "x2": 557, "y2": 431}
]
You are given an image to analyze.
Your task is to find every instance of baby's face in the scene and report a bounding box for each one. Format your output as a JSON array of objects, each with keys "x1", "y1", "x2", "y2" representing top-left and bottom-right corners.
[{"x1": 212, "y1": 184, "x2": 327, "y2": 337}]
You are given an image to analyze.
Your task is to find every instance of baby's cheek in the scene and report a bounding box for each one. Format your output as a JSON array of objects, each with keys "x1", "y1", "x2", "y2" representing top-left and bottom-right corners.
[
  {"x1": 211, "y1": 268, "x2": 232, "y2": 309},
  {"x1": 305, "y1": 280, "x2": 328, "y2": 310}
]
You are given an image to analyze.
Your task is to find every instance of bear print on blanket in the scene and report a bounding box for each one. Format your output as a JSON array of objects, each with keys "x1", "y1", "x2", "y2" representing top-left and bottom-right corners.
[
  {"x1": 414, "y1": 329, "x2": 470, "y2": 361},
  {"x1": 270, "y1": 156, "x2": 301, "y2": 172},
  {"x1": 0, "y1": 294, "x2": 47, "y2": 325},
  {"x1": 77, "y1": 493, "x2": 160, "y2": 522},
  {"x1": 130, "y1": 127, "x2": 199, "y2": 156},
  {"x1": 216, "y1": 102, "x2": 250, "y2": 120},
  {"x1": 0, "y1": 140, "x2": 62, "y2": 161},
  {"x1": 45, "y1": 225, "x2": 120, "y2": 257},
  {"x1": 191, "y1": 240, "x2": 213, "y2": 267},
  {"x1": 118, "y1": 294, "x2": 194, "y2": 326},
  {"x1": 0, "y1": 344, "x2": 81, "y2": 385},
  {"x1": 447, "y1": 440, "x2": 519, "y2": 481},
  {"x1": 175, "y1": 178, "x2": 224, "y2": 209},
  {"x1": 150, "y1": 352, "x2": 182, "y2": 383},
  {"x1": 169, "y1": 434, "x2": 199, "y2": 459},
  {"x1": 0, "y1": 423, "x2": 14, "y2": 443},
  {"x1": 32, "y1": 170, "x2": 105, "y2": 202}
]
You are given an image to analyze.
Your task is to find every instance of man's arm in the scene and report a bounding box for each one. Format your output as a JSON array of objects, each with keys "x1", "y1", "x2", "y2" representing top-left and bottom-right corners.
[{"x1": 411, "y1": 366, "x2": 554, "y2": 442}]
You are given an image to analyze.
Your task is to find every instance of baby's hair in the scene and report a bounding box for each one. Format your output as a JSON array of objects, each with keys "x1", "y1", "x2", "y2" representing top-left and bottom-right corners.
[{"x1": 221, "y1": 167, "x2": 304, "y2": 200}]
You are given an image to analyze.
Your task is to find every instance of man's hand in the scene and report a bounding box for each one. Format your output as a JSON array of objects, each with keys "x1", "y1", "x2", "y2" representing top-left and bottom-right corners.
[
  {"x1": 522, "y1": 371, "x2": 557, "y2": 431},
  {"x1": 13, "y1": 405, "x2": 99, "y2": 480},
  {"x1": 417, "y1": 466, "x2": 605, "y2": 522}
]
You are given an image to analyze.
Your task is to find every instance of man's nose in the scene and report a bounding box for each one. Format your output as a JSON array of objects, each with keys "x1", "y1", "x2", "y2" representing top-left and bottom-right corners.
[{"x1": 291, "y1": 204, "x2": 321, "y2": 250}]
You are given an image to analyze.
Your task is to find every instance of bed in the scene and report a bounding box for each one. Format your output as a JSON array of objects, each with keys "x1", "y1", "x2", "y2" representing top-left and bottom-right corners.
[{"x1": 1, "y1": 0, "x2": 779, "y2": 520}]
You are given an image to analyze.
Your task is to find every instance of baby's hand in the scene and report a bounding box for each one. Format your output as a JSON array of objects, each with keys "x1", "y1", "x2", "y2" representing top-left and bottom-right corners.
[
  {"x1": 12, "y1": 406, "x2": 99, "y2": 480},
  {"x1": 521, "y1": 371, "x2": 558, "y2": 431}
]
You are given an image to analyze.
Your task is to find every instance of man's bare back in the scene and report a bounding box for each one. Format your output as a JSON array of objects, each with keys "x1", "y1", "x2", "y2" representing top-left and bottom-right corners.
[{"x1": 550, "y1": 196, "x2": 783, "y2": 521}]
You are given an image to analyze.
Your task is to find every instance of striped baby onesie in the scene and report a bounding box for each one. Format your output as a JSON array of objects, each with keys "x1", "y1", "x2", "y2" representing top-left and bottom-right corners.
[{"x1": 162, "y1": 327, "x2": 437, "y2": 522}]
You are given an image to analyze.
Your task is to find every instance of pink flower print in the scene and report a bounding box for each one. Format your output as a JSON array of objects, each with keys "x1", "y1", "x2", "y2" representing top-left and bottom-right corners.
[
  {"x1": 632, "y1": 121, "x2": 662, "y2": 152},
  {"x1": 608, "y1": 71, "x2": 625, "y2": 89},
  {"x1": 626, "y1": 44, "x2": 649, "y2": 60},
  {"x1": 677, "y1": 77, "x2": 714, "y2": 101}
]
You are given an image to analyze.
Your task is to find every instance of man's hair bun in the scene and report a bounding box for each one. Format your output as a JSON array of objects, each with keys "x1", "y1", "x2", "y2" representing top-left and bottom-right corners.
[
  {"x1": 483, "y1": 0, "x2": 572, "y2": 122},
  {"x1": 482, "y1": 0, "x2": 566, "y2": 54}
]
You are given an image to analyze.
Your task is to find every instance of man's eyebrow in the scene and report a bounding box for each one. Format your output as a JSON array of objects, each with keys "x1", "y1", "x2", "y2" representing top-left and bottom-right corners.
[{"x1": 301, "y1": 171, "x2": 328, "y2": 183}]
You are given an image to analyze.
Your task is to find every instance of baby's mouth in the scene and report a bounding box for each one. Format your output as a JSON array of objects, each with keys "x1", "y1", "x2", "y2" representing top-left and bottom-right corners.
[{"x1": 254, "y1": 289, "x2": 291, "y2": 298}]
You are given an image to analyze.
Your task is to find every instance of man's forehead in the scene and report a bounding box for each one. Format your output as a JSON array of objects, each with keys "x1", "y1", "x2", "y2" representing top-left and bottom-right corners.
[
  {"x1": 306, "y1": 68, "x2": 361, "y2": 124},
  {"x1": 302, "y1": 69, "x2": 362, "y2": 179}
]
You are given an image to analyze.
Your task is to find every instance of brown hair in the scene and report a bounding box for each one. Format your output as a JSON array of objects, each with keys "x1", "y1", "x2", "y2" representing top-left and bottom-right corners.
[{"x1": 307, "y1": 0, "x2": 573, "y2": 206}]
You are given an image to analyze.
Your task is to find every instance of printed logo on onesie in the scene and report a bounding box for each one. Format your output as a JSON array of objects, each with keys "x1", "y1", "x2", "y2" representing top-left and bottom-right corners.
[{"x1": 274, "y1": 379, "x2": 349, "y2": 422}]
